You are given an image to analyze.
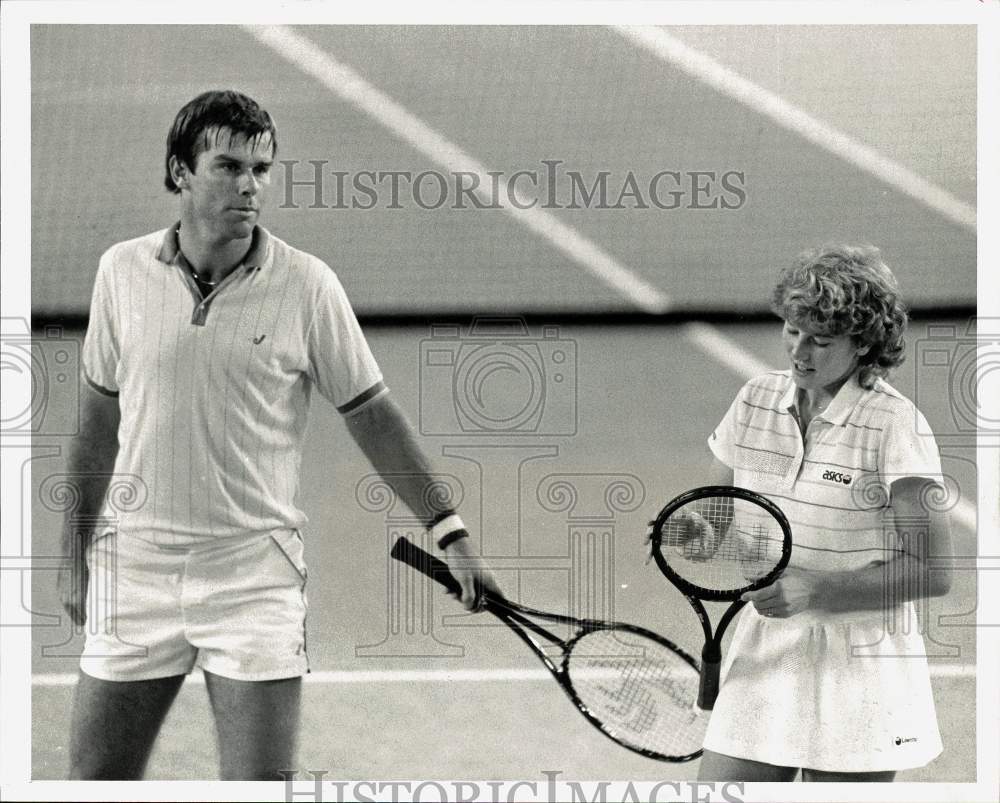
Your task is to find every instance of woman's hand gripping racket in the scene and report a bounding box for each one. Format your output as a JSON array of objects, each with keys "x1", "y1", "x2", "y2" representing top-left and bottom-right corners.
[
  {"x1": 391, "y1": 536, "x2": 710, "y2": 762},
  {"x1": 647, "y1": 486, "x2": 792, "y2": 711}
]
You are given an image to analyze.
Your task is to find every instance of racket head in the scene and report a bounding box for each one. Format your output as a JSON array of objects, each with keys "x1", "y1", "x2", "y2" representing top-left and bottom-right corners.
[
  {"x1": 390, "y1": 537, "x2": 707, "y2": 761},
  {"x1": 559, "y1": 624, "x2": 708, "y2": 762},
  {"x1": 648, "y1": 485, "x2": 792, "y2": 601}
]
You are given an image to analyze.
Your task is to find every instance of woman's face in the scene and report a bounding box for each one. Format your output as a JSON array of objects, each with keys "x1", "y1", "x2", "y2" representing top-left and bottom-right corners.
[{"x1": 782, "y1": 320, "x2": 869, "y2": 395}]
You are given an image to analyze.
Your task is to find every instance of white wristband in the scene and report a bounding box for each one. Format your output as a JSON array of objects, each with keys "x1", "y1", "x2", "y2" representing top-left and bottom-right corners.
[{"x1": 429, "y1": 514, "x2": 465, "y2": 543}]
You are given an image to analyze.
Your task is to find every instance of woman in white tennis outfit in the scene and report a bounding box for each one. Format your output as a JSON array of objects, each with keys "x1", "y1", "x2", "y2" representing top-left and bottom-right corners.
[{"x1": 698, "y1": 245, "x2": 954, "y2": 782}]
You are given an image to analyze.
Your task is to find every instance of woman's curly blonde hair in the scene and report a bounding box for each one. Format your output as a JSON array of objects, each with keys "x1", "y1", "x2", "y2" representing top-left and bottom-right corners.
[{"x1": 770, "y1": 245, "x2": 908, "y2": 389}]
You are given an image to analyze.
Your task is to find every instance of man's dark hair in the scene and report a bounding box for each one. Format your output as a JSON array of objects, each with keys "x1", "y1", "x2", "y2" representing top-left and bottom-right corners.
[{"x1": 164, "y1": 90, "x2": 277, "y2": 193}]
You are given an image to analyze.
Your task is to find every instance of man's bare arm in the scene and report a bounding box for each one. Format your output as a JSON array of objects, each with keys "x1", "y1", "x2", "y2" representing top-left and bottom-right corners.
[
  {"x1": 57, "y1": 381, "x2": 120, "y2": 625},
  {"x1": 343, "y1": 391, "x2": 501, "y2": 609}
]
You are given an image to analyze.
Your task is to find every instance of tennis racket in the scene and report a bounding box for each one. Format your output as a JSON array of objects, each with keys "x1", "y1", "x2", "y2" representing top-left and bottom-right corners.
[
  {"x1": 390, "y1": 536, "x2": 709, "y2": 762},
  {"x1": 647, "y1": 486, "x2": 792, "y2": 711}
]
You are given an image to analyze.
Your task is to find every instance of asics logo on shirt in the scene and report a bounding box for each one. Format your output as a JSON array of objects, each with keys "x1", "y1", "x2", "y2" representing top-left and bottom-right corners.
[{"x1": 821, "y1": 469, "x2": 852, "y2": 485}]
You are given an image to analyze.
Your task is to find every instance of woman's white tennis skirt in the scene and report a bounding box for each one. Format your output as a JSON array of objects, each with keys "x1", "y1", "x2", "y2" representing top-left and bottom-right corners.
[{"x1": 703, "y1": 605, "x2": 943, "y2": 772}]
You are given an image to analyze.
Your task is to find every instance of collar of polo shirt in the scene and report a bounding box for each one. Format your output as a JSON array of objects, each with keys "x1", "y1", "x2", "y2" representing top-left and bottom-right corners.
[
  {"x1": 778, "y1": 370, "x2": 868, "y2": 426},
  {"x1": 156, "y1": 221, "x2": 272, "y2": 272}
]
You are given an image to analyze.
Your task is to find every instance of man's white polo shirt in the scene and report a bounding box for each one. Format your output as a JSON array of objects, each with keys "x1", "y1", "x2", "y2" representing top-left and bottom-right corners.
[
  {"x1": 82, "y1": 224, "x2": 385, "y2": 541},
  {"x1": 709, "y1": 370, "x2": 944, "y2": 573}
]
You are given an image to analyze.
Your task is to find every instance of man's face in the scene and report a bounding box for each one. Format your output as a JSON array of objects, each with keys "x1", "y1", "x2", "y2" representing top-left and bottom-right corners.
[{"x1": 179, "y1": 127, "x2": 274, "y2": 241}]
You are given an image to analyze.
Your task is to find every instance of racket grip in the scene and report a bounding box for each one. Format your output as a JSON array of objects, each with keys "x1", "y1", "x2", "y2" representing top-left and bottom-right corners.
[
  {"x1": 390, "y1": 536, "x2": 463, "y2": 597},
  {"x1": 698, "y1": 643, "x2": 723, "y2": 710}
]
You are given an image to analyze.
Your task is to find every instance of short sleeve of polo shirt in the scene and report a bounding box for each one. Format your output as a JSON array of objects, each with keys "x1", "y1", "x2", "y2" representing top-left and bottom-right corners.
[
  {"x1": 707, "y1": 382, "x2": 747, "y2": 468},
  {"x1": 306, "y1": 268, "x2": 384, "y2": 413},
  {"x1": 879, "y1": 403, "x2": 944, "y2": 485},
  {"x1": 81, "y1": 249, "x2": 121, "y2": 396}
]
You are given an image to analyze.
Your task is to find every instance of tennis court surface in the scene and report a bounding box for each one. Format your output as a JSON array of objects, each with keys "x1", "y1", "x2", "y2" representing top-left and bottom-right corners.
[{"x1": 22, "y1": 23, "x2": 980, "y2": 785}]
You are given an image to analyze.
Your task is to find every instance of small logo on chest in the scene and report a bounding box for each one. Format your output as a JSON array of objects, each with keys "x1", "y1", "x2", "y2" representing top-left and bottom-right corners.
[
  {"x1": 252, "y1": 335, "x2": 267, "y2": 345},
  {"x1": 821, "y1": 469, "x2": 852, "y2": 485}
]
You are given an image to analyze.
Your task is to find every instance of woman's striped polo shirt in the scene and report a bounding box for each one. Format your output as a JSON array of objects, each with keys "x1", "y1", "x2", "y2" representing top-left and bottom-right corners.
[{"x1": 709, "y1": 370, "x2": 945, "y2": 573}]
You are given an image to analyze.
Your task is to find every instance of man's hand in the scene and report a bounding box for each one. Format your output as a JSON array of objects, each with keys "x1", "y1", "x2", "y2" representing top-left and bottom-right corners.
[
  {"x1": 441, "y1": 537, "x2": 503, "y2": 611},
  {"x1": 57, "y1": 557, "x2": 89, "y2": 627}
]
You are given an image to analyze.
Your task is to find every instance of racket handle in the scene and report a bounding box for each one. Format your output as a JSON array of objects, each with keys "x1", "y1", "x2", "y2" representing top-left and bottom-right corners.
[
  {"x1": 698, "y1": 643, "x2": 723, "y2": 710},
  {"x1": 390, "y1": 536, "x2": 463, "y2": 597}
]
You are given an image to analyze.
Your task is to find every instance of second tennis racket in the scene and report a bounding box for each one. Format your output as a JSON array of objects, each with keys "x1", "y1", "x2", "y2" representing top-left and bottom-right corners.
[{"x1": 647, "y1": 485, "x2": 792, "y2": 710}]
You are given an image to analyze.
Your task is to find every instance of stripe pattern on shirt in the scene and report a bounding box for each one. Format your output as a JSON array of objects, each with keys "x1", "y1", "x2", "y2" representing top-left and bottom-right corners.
[
  {"x1": 82, "y1": 225, "x2": 384, "y2": 541},
  {"x1": 709, "y1": 371, "x2": 944, "y2": 572}
]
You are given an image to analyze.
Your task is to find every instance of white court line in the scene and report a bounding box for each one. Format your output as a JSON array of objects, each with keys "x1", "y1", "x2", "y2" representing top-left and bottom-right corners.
[
  {"x1": 681, "y1": 321, "x2": 773, "y2": 377},
  {"x1": 244, "y1": 26, "x2": 978, "y2": 532},
  {"x1": 29, "y1": 663, "x2": 976, "y2": 687},
  {"x1": 243, "y1": 25, "x2": 671, "y2": 315},
  {"x1": 29, "y1": 669, "x2": 552, "y2": 687},
  {"x1": 612, "y1": 26, "x2": 977, "y2": 233}
]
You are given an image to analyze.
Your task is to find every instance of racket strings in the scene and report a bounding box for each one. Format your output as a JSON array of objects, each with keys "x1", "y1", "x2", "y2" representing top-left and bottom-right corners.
[
  {"x1": 566, "y1": 630, "x2": 708, "y2": 758},
  {"x1": 662, "y1": 522, "x2": 783, "y2": 562},
  {"x1": 658, "y1": 497, "x2": 785, "y2": 593}
]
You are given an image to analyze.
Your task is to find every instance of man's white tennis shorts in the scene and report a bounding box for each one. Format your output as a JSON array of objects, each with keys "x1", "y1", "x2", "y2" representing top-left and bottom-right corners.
[{"x1": 79, "y1": 529, "x2": 309, "y2": 681}]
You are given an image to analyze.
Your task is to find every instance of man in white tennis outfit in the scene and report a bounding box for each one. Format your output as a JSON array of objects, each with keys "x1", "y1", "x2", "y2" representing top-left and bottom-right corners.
[{"x1": 56, "y1": 90, "x2": 498, "y2": 780}]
